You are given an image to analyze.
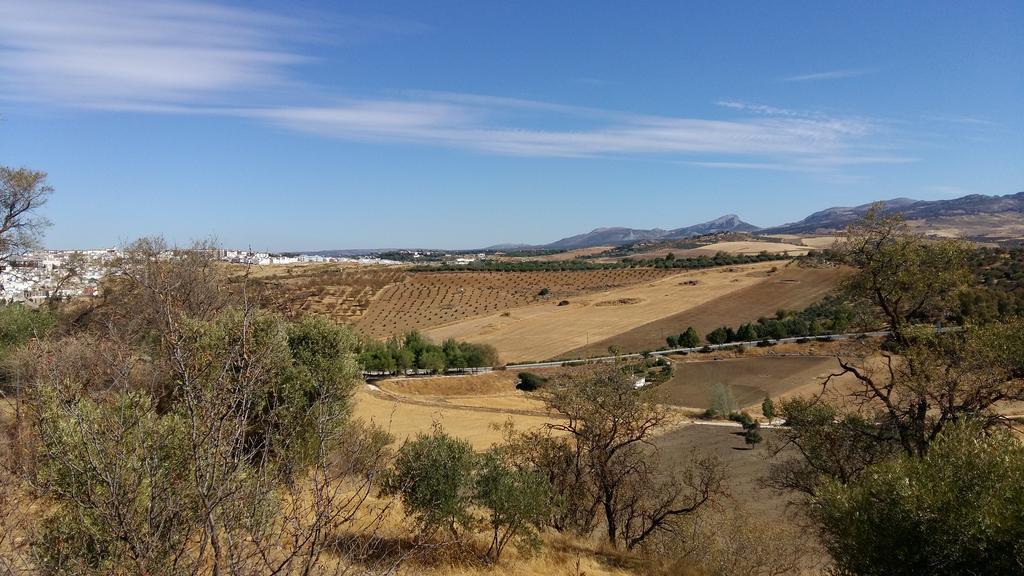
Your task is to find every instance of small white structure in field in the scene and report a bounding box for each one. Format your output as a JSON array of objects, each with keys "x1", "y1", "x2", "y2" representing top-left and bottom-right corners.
[{"x1": 633, "y1": 377, "x2": 647, "y2": 389}]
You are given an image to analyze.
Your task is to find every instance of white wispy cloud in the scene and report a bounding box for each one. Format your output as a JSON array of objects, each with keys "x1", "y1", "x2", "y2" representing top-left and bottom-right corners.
[
  {"x1": 246, "y1": 95, "x2": 885, "y2": 163},
  {"x1": 780, "y1": 68, "x2": 875, "y2": 82},
  {"x1": 0, "y1": 0, "x2": 311, "y2": 107},
  {"x1": 0, "y1": 0, "x2": 907, "y2": 169}
]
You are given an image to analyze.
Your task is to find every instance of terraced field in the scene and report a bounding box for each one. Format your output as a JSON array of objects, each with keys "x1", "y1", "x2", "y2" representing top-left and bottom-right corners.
[{"x1": 260, "y1": 266, "x2": 679, "y2": 339}]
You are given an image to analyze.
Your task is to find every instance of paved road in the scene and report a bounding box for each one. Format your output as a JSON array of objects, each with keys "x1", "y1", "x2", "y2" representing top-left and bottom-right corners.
[
  {"x1": 505, "y1": 330, "x2": 894, "y2": 370},
  {"x1": 364, "y1": 325, "x2": 959, "y2": 375}
]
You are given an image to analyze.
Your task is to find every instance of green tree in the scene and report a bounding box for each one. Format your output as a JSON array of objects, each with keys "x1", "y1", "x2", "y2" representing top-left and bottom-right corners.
[
  {"x1": 761, "y1": 396, "x2": 776, "y2": 424},
  {"x1": 679, "y1": 326, "x2": 701, "y2": 348},
  {"x1": 736, "y1": 323, "x2": 758, "y2": 342},
  {"x1": 811, "y1": 423, "x2": 1024, "y2": 576},
  {"x1": 743, "y1": 424, "x2": 762, "y2": 449},
  {"x1": 475, "y1": 450, "x2": 553, "y2": 563},
  {"x1": 837, "y1": 205, "x2": 971, "y2": 346},
  {"x1": 384, "y1": 426, "x2": 476, "y2": 538},
  {"x1": 0, "y1": 303, "x2": 55, "y2": 359},
  {"x1": 705, "y1": 327, "x2": 729, "y2": 345},
  {"x1": 544, "y1": 367, "x2": 725, "y2": 548},
  {"x1": 417, "y1": 345, "x2": 448, "y2": 373},
  {"x1": 442, "y1": 337, "x2": 467, "y2": 369}
]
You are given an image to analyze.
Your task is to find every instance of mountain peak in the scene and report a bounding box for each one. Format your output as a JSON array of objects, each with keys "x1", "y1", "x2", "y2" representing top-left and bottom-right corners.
[{"x1": 542, "y1": 215, "x2": 758, "y2": 250}]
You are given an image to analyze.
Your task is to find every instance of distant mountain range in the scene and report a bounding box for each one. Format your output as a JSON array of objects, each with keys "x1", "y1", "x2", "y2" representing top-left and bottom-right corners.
[
  {"x1": 298, "y1": 191, "x2": 1024, "y2": 255},
  {"x1": 517, "y1": 214, "x2": 760, "y2": 251},
  {"x1": 761, "y1": 191, "x2": 1024, "y2": 235},
  {"x1": 508, "y1": 191, "x2": 1024, "y2": 250}
]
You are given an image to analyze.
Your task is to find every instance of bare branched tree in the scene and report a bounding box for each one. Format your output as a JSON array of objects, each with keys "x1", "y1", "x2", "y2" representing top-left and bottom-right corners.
[
  {"x1": 0, "y1": 167, "x2": 52, "y2": 264},
  {"x1": 522, "y1": 366, "x2": 726, "y2": 549}
]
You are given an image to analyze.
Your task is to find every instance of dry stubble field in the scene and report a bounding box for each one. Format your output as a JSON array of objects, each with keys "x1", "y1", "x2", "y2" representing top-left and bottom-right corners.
[{"x1": 564, "y1": 263, "x2": 848, "y2": 358}]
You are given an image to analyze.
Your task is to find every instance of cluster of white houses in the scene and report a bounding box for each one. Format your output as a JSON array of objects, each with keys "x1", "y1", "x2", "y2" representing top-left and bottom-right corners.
[
  {"x1": 219, "y1": 249, "x2": 400, "y2": 266},
  {"x1": 1, "y1": 249, "x2": 116, "y2": 304},
  {"x1": 1, "y1": 246, "x2": 492, "y2": 304}
]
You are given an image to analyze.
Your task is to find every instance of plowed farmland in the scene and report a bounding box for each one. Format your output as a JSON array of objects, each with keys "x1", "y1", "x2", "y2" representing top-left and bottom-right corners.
[{"x1": 655, "y1": 356, "x2": 844, "y2": 410}]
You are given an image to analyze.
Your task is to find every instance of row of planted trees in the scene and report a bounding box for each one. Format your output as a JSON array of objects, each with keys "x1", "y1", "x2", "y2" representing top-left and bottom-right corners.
[{"x1": 358, "y1": 331, "x2": 499, "y2": 374}]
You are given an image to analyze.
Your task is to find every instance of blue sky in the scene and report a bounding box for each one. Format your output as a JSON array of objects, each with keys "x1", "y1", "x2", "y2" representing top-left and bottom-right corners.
[{"x1": 1, "y1": 1, "x2": 1021, "y2": 250}]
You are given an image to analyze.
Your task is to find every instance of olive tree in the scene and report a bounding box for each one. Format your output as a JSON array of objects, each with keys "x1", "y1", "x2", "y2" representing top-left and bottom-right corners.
[{"x1": 811, "y1": 422, "x2": 1024, "y2": 576}]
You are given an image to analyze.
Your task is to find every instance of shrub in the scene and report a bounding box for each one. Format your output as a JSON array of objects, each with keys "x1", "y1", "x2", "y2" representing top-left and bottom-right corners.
[
  {"x1": 709, "y1": 384, "x2": 737, "y2": 416},
  {"x1": 744, "y1": 425, "x2": 763, "y2": 449},
  {"x1": 557, "y1": 300, "x2": 570, "y2": 306},
  {"x1": 537, "y1": 287, "x2": 550, "y2": 297},
  {"x1": 383, "y1": 427, "x2": 477, "y2": 538},
  {"x1": 811, "y1": 423, "x2": 1024, "y2": 576},
  {"x1": 516, "y1": 372, "x2": 547, "y2": 392},
  {"x1": 475, "y1": 450, "x2": 553, "y2": 563}
]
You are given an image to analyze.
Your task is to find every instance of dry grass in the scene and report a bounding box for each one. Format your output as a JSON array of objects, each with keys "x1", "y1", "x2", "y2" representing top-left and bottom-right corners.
[
  {"x1": 424, "y1": 262, "x2": 790, "y2": 362},
  {"x1": 376, "y1": 371, "x2": 521, "y2": 397},
  {"x1": 352, "y1": 387, "x2": 553, "y2": 450},
  {"x1": 563, "y1": 263, "x2": 848, "y2": 358},
  {"x1": 679, "y1": 240, "x2": 809, "y2": 257}
]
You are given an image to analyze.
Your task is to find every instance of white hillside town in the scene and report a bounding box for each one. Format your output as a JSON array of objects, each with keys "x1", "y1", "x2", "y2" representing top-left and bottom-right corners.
[{"x1": 0, "y1": 248, "x2": 401, "y2": 304}]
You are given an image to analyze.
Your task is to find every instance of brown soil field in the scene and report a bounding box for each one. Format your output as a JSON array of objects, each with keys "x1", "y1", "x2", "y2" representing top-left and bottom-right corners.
[
  {"x1": 908, "y1": 213, "x2": 1024, "y2": 240},
  {"x1": 656, "y1": 424, "x2": 795, "y2": 518},
  {"x1": 254, "y1": 265, "x2": 407, "y2": 325},
  {"x1": 425, "y1": 262, "x2": 789, "y2": 362},
  {"x1": 376, "y1": 371, "x2": 521, "y2": 397},
  {"x1": 653, "y1": 356, "x2": 845, "y2": 410},
  {"x1": 563, "y1": 264, "x2": 848, "y2": 358}
]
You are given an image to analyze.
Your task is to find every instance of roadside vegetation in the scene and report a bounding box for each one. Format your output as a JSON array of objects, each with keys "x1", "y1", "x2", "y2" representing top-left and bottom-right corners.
[{"x1": 359, "y1": 330, "x2": 499, "y2": 374}]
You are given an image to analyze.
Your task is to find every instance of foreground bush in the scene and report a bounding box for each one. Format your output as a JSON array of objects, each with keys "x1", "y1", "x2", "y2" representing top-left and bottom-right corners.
[
  {"x1": 383, "y1": 426, "x2": 552, "y2": 563},
  {"x1": 811, "y1": 422, "x2": 1024, "y2": 576}
]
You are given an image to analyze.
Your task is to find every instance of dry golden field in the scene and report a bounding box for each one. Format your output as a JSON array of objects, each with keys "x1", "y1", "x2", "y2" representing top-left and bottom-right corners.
[
  {"x1": 423, "y1": 262, "x2": 795, "y2": 362},
  {"x1": 354, "y1": 370, "x2": 569, "y2": 449},
  {"x1": 618, "y1": 240, "x2": 810, "y2": 261},
  {"x1": 565, "y1": 264, "x2": 848, "y2": 358}
]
